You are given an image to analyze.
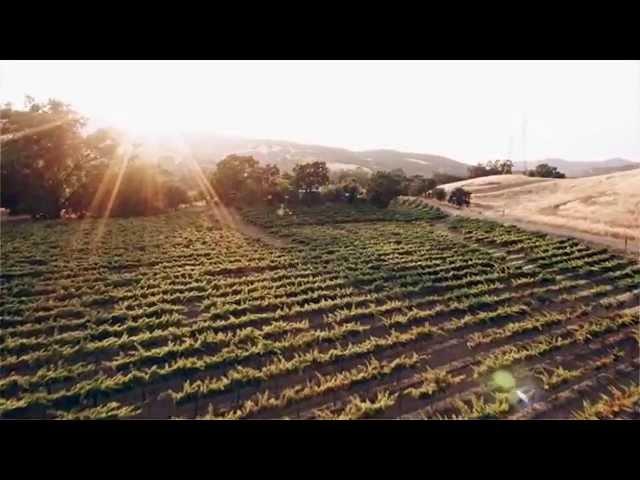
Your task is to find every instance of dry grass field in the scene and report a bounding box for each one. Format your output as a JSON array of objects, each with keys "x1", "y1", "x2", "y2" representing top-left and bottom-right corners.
[{"x1": 440, "y1": 170, "x2": 640, "y2": 241}]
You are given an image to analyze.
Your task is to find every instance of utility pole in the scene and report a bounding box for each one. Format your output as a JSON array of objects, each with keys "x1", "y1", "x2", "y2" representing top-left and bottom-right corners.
[
  {"x1": 521, "y1": 114, "x2": 528, "y2": 173},
  {"x1": 507, "y1": 135, "x2": 514, "y2": 161}
]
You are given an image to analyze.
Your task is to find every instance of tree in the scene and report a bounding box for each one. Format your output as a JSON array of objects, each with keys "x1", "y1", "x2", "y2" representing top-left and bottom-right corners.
[
  {"x1": 63, "y1": 129, "x2": 124, "y2": 215},
  {"x1": 407, "y1": 175, "x2": 436, "y2": 196},
  {"x1": 267, "y1": 175, "x2": 295, "y2": 206},
  {"x1": 498, "y1": 159, "x2": 513, "y2": 174},
  {"x1": 259, "y1": 163, "x2": 281, "y2": 205},
  {"x1": 209, "y1": 157, "x2": 289, "y2": 206},
  {"x1": 468, "y1": 164, "x2": 491, "y2": 178},
  {"x1": 424, "y1": 177, "x2": 438, "y2": 194},
  {"x1": 527, "y1": 163, "x2": 566, "y2": 178},
  {"x1": 292, "y1": 161, "x2": 330, "y2": 194},
  {"x1": 1, "y1": 98, "x2": 120, "y2": 218},
  {"x1": 486, "y1": 159, "x2": 513, "y2": 174},
  {"x1": 431, "y1": 187, "x2": 446, "y2": 201},
  {"x1": 209, "y1": 155, "x2": 261, "y2": 206},
  {"x1": 367, "y1": 171, "x2": 403, "y2": 208},
  {"x1": 448, "y1": 187, "x2": 471, "y2": 207},
  {"x1": 84, "y1": 154, "x2": 158, "y2": 218},
  {"x1": 468, "y1": 159, "x2": 513, "y2": 178},
  {"x1": 66, "y1": 143, "x2": 192, "y2": 218},
  {"x1": 329, "y1": 167, "x2": 370, "y2": 188},
  {"x1": 281, "y1": 171, "x2": 294, "y2": 183},
  {"x1": 322, "y1": 184, "x2": 345, "y2": 203},
  {"x1": 164, "y1": 183, "x2": 190, "y2": 210},
  {"x1": 387, "y1": 168, "x2": 410, "y2": 195},
  {"x1": 342, "y1": 179, "x2": 361, "y2": 203}
]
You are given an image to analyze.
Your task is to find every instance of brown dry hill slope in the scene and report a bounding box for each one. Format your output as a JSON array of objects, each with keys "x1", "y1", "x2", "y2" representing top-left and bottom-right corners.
[{"x1": 439, "y1": 169, "x2": 640, "y2": 241}]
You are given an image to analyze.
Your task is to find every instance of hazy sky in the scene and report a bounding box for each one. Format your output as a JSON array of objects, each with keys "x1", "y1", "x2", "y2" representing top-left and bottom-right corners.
[{"x1": 1, "y1": 60, "x2": 638, "y2": 164}]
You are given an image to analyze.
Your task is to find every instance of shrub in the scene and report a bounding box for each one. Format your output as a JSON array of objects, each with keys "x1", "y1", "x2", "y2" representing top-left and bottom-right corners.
[
  {"x1": 526, "y1": 163, "x2": 566, "y2": 179},
  {"x1": 342, "y1": 181, "x2": 361, "y2": 204},
  {"x1": 431, "y1": 187, "x2": 446, "y2": 201},
  {"x1": 300, "y1": 191, "x2": 323, "y2": 206},
  {"x1": 407, "y1": 176, "x2": 436, "y2": 196},
  {"x1": 448, "y1": 187, "x2": 471, "y2": 207},
  {"x1": 322, "y1": 185, "x2": 346, "y2": 203}
]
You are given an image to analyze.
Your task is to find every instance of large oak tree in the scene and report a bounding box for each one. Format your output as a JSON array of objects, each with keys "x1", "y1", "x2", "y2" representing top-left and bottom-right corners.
[{"x1": 1, "y1": 97, "x2": 119, "y2": 217}]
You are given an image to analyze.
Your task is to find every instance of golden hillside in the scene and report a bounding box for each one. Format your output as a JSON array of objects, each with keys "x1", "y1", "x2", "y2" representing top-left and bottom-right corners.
[{"x1": 441, "y1": 169, "x2": 640, "y2": 240}]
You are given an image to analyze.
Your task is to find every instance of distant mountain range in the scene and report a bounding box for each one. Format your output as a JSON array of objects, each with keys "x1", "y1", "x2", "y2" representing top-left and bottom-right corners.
[
  {"x1": 177, "y1": 134, "x2": 470, "y2": 178},
  {"x1": 512, "y1": 158, "x2": 640, "y2": 178},
  {"x1": 130, "y1": 132, "x2": 639, "y2": 179}
]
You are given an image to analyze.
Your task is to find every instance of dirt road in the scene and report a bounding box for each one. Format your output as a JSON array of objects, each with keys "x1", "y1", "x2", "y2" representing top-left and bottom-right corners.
[{"x1": 207, "y1": 206, "x2": 288, "y2": 248}]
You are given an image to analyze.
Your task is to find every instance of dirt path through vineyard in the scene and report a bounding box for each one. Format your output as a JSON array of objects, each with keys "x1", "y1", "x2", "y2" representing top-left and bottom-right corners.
[{"x1": 218, "y1": 207, "x2": 288, "y2": 248}]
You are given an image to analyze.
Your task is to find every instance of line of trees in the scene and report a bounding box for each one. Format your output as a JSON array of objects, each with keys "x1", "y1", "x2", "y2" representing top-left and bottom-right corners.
[
  {"x1": 468, "y1": 158, "x2": 566, "y2": 179},
  {"x1": 526, "y1": 163, "x2": 566, "y2": 178},
  {"x1": 1, "y1": 98, "x2": 191, "y2": 218},
  {"x1": 467, "y1": 159, "x2": 513, "y2": 178},
  {"x1": 3, "y1": 94, "x2": 463, "y2": 218},
  {"x1": 207, "y1": 156, "x2": 466, "y2": 209},
  {"x1": 205, "y1": 155, "x2": 569, "y2": 212},
  {"x1": 2, "y1": 95, "x2": 493, "y2": 219},
  {"x1": 208, "y1": 156, "x2": 362, "y2": 207}
]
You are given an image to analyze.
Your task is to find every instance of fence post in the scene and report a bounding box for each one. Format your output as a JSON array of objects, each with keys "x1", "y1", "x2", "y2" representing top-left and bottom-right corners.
[{"x1": 625, "y1": 236, "x2": 628, "y2": 253}]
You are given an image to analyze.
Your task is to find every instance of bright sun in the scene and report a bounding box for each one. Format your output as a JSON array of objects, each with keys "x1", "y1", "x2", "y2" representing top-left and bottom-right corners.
[
  {"x1": 94, "y1": 100, "x2": 207, "y2": 142},
  {"x1": 118, "y1": 116, "x2": 183, "y2": 140}
]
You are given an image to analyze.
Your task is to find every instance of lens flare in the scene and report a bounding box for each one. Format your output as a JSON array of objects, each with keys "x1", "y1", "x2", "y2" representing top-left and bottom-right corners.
[{"x1": 492, "y1": 370, "x2": 516, "y2": 392}]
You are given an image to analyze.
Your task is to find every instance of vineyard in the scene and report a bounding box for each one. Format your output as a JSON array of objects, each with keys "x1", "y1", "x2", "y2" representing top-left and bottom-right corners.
[{"x1": 1, "y1": 201, "x2": 639, "y2": 419}]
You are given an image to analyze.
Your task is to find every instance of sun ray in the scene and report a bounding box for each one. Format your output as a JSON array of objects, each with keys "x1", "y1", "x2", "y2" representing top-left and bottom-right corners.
[
  {"x1": 0, "y1": 118, "x2": 69, "y2": 145},
  {"x1": 90, "y1": 153, "x2": 131, "y2": 251},
  {"x1": 67, "y1": 142, "x2": 135, "y2": 253},
  {"x1": 182, "y1": 153, "x2": 238, "y2": 230}
]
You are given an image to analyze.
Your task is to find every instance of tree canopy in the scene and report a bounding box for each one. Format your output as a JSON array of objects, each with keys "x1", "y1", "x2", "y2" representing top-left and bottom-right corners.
[
  {"x1": 2, "y1": 95, "x2": 496, "y2": 219},
  {"x1": 467, "y1": 159, "x2": 513, "y2": 178},
  {"x1": 527, "y1": 163, "x2": 566, "y2": 178},
  {"x1": 292, "y1": 161, "x2": 330, "y2": 193},
  {"x1": 1, "y1": 97, "x2": 193, "y2": 218},
  {"x1": 1, "y1": 98, "x2": 119, "y2": 217},
  {"x1": 367, "y1": 171, "x2": 404, "y2": 208},
  {"x1": 406, "y1": 175, "x2": 436, "y2": 196},
  {"x1": 209, "y1": 155, "x2": 283, "y2": 206},
  {"x1": 431, "y1": 187, "x2": 447, "y2": 201},
  {"x1": 448, "y1": 187, "x2": 471, "y2": 207},
  {"x1": 329, "y1": 167, "x2": 370, "y2": 188}
]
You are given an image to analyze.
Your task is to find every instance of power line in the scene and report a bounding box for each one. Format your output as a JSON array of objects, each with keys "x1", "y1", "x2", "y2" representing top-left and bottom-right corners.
[
  {"x1": 521, "y1": 114, "x2": 527, "y2": 172},
  {"x1": 507, "y1": 135, "x2": 514, "y2": 160}
]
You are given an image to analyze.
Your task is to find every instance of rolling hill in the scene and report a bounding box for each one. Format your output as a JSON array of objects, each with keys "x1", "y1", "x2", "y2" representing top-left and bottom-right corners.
[
  {"x1": 123, "y1": 130, "x2": 638, "y2": 181},
  {"x1": 438, "y1": 170, "x2": 640, "y2": 241},
  {"x1": 512, "y1": 158, "x2": 639, "y2": 178},
  {"x1": 180, "y1": 134, "x2": 470, "y2": 177}
]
